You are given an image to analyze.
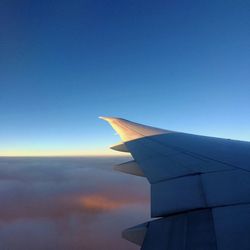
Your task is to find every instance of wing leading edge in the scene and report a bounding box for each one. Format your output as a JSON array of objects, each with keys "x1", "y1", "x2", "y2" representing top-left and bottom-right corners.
[{"x1": 100, "y1": 117, "x2": 250, "y2": 250}]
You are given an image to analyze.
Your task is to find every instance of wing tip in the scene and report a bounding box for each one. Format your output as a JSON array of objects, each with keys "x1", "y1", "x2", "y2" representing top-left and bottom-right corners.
[
  {"x1": 99, "y1": 115, "x2": 173, "y2": 142},
  {"x1": 99, "y1": 116, "x2": 121, "y2": 122}
]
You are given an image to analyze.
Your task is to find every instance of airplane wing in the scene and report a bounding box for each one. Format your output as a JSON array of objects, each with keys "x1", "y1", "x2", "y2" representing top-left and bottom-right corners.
[{"x1": 100, "y1": 117, "x2": 250, "y2": 250}]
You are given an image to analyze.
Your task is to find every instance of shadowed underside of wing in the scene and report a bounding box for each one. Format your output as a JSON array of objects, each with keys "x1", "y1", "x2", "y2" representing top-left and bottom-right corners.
[{"x1": 100, "y1": 117, "x2": 250, "y2": 250}]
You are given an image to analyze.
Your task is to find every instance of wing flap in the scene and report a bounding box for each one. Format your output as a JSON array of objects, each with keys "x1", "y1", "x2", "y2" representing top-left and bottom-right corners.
[{"x1": 113, "y1": 160, "x2": 145, "y2": 177}]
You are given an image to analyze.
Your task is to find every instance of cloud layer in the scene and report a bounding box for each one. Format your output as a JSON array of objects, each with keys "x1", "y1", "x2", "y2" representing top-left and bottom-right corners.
[{"x1": 0, "y1": 157, "x2": 150, "y2": 250}]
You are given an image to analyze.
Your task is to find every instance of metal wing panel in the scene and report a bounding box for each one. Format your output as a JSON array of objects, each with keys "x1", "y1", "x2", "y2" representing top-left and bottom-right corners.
[
  {"x1": 152, "y1": 169, "x2": 250, "y2": 217},
  {"x1": 153, "y1": 133, "x2": 250, "y2": 171},
  {"x1": 213, "y1": 204, "x2": 250, "y2": 250},
  {"x1": 151, "y1": 175, "x2": 206, "y2": 216},
  {"x1": 125, "y1": 136, "x2": 234, "y2": 183},
  {"x1": 201, "y1": 169, "x2": 250, "y2": 206},
  {"x1": 142, "y1": 209, "x2": 217, "y2": 250}
]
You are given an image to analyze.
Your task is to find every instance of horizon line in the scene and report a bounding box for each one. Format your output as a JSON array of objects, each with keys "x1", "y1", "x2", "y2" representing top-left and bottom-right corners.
[
  {"x1": 0, "y1": 149, "x2": 127, "y2": 157},
  {"x1": 0, "y1": 155, "x2": 127, "y2": 158}
]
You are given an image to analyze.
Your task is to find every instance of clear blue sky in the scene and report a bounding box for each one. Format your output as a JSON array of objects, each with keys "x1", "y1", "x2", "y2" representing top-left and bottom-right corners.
[{"x1": 0, "y1": 0, "x2": 249, "y2": 155}]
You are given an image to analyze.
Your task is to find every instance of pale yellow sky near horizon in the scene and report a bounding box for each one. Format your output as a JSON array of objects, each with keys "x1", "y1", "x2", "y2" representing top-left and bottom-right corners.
[{"x1": 0, "y1": 148, "x2": 126, "y2": 157}]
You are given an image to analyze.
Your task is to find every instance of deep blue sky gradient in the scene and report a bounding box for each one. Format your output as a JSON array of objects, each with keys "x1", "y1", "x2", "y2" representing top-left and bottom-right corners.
[{"x1": 0, "y1": 0, "x2": 249, "y2": 154}]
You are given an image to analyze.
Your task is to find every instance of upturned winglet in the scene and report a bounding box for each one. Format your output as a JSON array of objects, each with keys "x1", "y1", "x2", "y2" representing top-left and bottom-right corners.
[{"x1": 99, "y1": 116, "x2": 171, "y2": 142}]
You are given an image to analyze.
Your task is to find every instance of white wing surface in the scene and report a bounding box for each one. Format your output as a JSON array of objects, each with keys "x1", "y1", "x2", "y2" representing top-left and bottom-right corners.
[{"x1": 101, "y1": 117, "x2": 250, "y2": 250}]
